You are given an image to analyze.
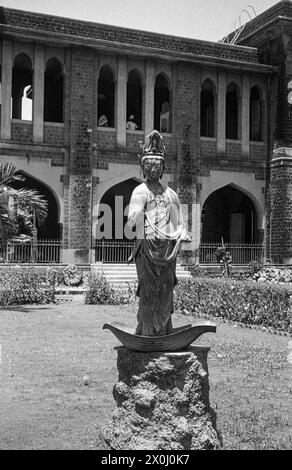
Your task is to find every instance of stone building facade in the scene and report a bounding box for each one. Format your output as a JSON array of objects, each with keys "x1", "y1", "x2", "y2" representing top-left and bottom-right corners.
[
  {"x1": 234, "y1": 0, "x2": 292, "y2": 263},
  {"x1": 0, "y1": 1, "x2": 290, "y2": 265}
]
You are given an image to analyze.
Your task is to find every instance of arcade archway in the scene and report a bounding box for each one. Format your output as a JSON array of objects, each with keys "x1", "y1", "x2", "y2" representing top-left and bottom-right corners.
[
  {"x1": 12, "y1": 172, "x2": 61, "y2": 239},
  {"x1": 95, "y1": 178, "x2": 140, "y2": 262},
  {"x1": 201, "y1": 185, "x2": 259, "y2": 243}
]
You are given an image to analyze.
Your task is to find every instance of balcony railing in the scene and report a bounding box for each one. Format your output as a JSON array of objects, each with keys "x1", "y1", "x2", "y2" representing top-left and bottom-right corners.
[{"x1": 200, "y1": 242, "x2": 264, "y2": 264}]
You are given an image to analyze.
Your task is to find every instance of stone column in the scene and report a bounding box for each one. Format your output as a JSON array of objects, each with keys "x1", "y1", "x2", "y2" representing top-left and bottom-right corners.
[
  {"x1": 191, "y1": 188, "x2": 202, "y2": 264},
  {"x1": 217, "y1": 71, "x2": 226, "y2": 155},
  {"x1": 269, "y1": 148, "x2": 292, "y2": 264},
  {"x1": 103, "y1": 346, "x2": 220, "y2": 450},
  {"x1": 116, "y1": 56, "x2": 127, "y2": 148},
  {"x1": 1, "y1": 39, "x2": 13, "y2": 140},
  {"x1": 241, "y1": 74, "x2": 250, "y2": 156},
  {"x1": 144, "y1": 61, "x2": 155, "y2": 138},
  {"x1": 33, "y1": 44, "x2": 45, "y2": 143}
]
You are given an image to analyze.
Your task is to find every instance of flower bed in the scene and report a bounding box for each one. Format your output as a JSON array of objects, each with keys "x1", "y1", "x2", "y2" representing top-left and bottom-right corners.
[{"x1": 175, "y1": 277, "x2": 292, "y2": 334}]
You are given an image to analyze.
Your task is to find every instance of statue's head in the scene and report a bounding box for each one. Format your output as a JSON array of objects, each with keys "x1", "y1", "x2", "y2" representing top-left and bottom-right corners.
[{"x1": 141, "y1": 130, "x2": 165, "y2": 180}]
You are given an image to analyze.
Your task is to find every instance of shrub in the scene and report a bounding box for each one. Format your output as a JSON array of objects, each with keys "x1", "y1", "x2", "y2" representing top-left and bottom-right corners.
[
  {"x1": 175, "y1": 277, "x2": 292, "y2": 333},
  {"x1": 85, "y1": 274, "x2": 138, "y2": 306},
  {"x1": 85, "y1": 272, "x2": 119, "y2": 305},
  {"x1": 0, "y1": 267, "x2": 55, "y2": 306},
  {"x1": 187, "y1": 264, "x2": 204, "y2": 277}
]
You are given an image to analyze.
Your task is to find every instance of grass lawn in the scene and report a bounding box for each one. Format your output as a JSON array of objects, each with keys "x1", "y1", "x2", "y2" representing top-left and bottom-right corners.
[{"x1": 0, "y1": 301, "x2": 291, "y2": 450}]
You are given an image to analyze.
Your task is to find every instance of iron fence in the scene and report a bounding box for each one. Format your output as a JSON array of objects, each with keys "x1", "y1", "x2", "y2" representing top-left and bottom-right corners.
[
  {"x1": 200, "y1": 242, "x2": 265, "y2": 264},
  {"x1": 0, "y1": 239, "x2": 62, "y2": 264},
  {"x1": 0, "y1": 238, "x2": 264, "y2": 265},
  {"x1": 94, "y1": 239, "x2": 135, "y2": 263}
]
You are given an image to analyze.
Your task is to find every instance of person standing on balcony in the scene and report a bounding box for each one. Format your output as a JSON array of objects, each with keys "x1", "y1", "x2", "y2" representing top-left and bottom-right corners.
[
  {"x1": 98, "y1": 114, "x2": 108, "y2": 127},
  {"x1": 126, "y1": 115, "x2": 138, "y2": 130}
]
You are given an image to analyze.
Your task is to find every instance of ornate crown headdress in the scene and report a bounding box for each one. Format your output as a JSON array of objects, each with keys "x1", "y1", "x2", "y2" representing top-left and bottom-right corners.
[{"x1": 141, "y1": 130, "x2": 166, "y2": 164}]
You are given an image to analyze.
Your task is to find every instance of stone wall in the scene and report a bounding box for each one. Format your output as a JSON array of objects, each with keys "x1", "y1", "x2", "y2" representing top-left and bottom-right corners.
[
  {"x1": 43, "y1": 123, "x2": 65, "y2": 146},
  {"x1": 1, "y1": 7, "x2": 259, "y2": 64},
  {"x1": 11, "y1": 120, "x2": 33, "y2": 143}
]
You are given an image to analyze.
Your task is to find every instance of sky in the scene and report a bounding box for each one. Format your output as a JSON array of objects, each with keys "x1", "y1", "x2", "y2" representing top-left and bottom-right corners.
[{"x1": 0, "y1": 0, "x2": 280, "y2": 42}]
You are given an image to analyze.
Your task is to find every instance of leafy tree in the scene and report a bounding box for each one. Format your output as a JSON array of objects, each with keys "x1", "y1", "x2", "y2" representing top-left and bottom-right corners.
[{"x1": 0, "y1": 163, "x2": 48, "y2": 241}]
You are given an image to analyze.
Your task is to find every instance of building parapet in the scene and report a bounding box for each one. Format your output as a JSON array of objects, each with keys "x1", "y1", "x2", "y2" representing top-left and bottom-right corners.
[{"x1": 0, "y1": 6, "x2": 276, "y2": 73}]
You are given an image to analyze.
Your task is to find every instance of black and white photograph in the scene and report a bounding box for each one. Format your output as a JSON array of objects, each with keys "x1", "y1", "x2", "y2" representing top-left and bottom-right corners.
[{"x1": 0, "y1": 0, "x2": 291, "y2": 456}]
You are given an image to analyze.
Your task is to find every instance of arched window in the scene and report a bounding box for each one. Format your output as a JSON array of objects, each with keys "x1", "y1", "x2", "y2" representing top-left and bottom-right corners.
[
  {"x1": 98, "y1": 65, "x2": 115, "y2": 127},
  {"x1": 250, "y1": 86, "x2": 262, "y2": 141},
  {"x1": 154, "y1": 74, "x2": 171, "y2": 133},
  {"x1": 226, "y1": 83, "x2": 239, "y2": 140},
  {"x1": 44, "y1": 58, "x2": 64, "y2": 123},
  {"x1": 200, "y1": 79, "x2": 215, "y2": 137},
  {"x1": 11, "y1": 53, "x2": 33, "y2": 120},
  {"x1": 127, "y1": 70, "x2": 142, "y2": 130}
]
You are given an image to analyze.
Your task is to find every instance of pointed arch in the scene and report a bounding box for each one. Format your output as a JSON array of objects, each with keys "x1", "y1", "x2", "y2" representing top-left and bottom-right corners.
[
  {"x1": 127, "y1": 69, "x2": 143, "y2": 130},
  {"x1": 226, "y1": 82, "x2": 240, "y2": 140},
  {"x1": 250, "y1": 85, "x2": 263, "y2": 142},
  {"x1": 12, "y1": 171, "x2": 61, "y2": 239},
  {"x1": 12, "y1": 53, "x2": 33, "y2": 120},
  {"x1": 94, "y1": 177, "x2": 141, "y2": 247},
  {"x1": 200, "y1": 79, "x2": 216, "y2": 137},
  {"x1": 98, "y1": 65, "x2": 115, "y2": 127},
  {"x1": 44, "y1": 57, "x2": 64, "y2": 123},
  {"x1": 154, "y1": 73, "x2": 171, "y2": 132},
  {"x1": 201, "y1": 183, "x2": 263, "y2": 243}
]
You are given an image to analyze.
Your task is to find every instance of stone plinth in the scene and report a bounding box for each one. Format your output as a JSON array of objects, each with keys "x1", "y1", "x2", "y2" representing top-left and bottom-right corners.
[{"x1": 103, "y1": 346, "x2": 220, "y2": 450}]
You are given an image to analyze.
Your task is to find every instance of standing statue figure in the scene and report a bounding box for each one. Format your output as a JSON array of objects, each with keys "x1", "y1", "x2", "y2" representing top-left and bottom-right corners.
[{"x1": 128, "y1": 130, "x2": 186, "y2": 337}]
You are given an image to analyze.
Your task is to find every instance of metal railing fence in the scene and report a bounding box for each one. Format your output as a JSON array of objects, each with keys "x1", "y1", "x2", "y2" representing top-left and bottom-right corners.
[
  {"x1": 93, "y1": 239, "x2": 135, "y2": 263},
  {"x1": 200, "y1": 242, "x2": 264, "y2": 264},
  {"x1": 0, "y1": 239, "x2": 62, "y2": 264}
]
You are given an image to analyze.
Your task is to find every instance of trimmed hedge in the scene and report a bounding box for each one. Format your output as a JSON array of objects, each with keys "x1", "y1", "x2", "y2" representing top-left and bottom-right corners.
[
  {"x1": 175, "y1": 277, "x2": 292, "y2": 333},
  {"x1": 0, "y1": 267, "x2": 55, "y2": 306}
]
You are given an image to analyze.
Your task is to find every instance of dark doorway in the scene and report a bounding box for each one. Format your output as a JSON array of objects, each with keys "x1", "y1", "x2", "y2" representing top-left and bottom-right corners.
[
  {"x1": 94, "y1": 179, "x2": 141, "y2": 262},
  {"x1": 201, "y1": 185, "x2": 258, "y2": 243},
  {"x1": 98, "y1": 178, "x2": 140, "y2": 240}
]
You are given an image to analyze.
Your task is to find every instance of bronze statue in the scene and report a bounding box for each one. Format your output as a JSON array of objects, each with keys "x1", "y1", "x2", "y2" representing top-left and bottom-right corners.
[
  {"x1": 103, "y1": 131, "x2": 216, "y2": 350},
  {"x1": 128, "y1": 130, "x2": 186, "y2": 336}
]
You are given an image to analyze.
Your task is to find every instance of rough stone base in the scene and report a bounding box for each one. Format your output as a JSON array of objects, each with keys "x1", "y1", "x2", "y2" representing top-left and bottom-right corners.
[{"x1": 103, "y1": 346, "x2": 220, "y2": 450}]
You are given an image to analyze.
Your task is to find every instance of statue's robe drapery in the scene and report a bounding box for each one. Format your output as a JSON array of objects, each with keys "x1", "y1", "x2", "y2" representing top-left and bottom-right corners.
[{"x1": 128, "y1": 183, "x2": 184, "y2": 336}]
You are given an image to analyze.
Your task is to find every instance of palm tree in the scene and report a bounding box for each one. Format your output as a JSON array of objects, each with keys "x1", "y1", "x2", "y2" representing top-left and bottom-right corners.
[{"x1": 0, "y1": 163, "x2": 48, "y2": 243}]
